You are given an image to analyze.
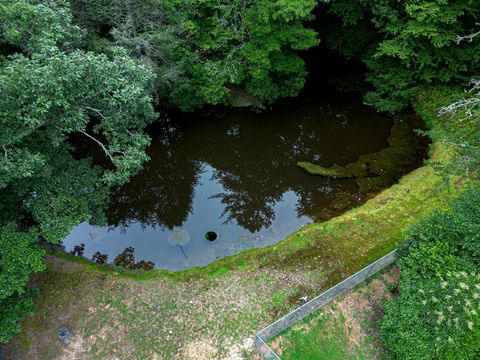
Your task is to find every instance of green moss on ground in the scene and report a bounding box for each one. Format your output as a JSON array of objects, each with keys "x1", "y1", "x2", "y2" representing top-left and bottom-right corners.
[{"x1": 5, "y1": 86, "x2": 472, "y2": 359}]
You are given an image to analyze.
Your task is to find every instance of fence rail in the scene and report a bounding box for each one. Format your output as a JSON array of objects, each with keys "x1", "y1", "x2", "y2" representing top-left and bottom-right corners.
[{"x1": 255, "y1": 250, "x2": 398, "y2": 359}]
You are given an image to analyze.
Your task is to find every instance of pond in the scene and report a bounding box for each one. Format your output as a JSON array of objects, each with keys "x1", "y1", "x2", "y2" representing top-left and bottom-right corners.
[{"x1": 62, "y1": 89, "x2": 427, "y2": 270}]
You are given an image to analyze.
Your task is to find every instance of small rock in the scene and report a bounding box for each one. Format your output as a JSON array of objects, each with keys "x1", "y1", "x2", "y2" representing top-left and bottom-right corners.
[
  {"x1": 58, "y1": 327, "x2": 73, "y2": 345},
  {"x1": 242, "y1": 338, "x2": 254, "y2": 349}
]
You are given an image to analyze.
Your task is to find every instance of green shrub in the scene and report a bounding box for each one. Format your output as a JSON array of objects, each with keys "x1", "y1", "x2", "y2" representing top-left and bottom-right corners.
[
  {"x1": 398, "y1": 187, "x2": 480, "y2": 276},
  {"x1": 447, "y1": 188, "x2": 480, "y2": 261},
  {"x1": 0, "y1": 289, "x2": 38, "y2": 344},
  {"x1": 381, "y1": 187, "x2": 480, "y2": 359},
  {"x1": 382, "y1": 273, "x2": 480, "y2": 360},
  {"x1": 400, "y1": 240, "x2": 462, "y2": 278}
]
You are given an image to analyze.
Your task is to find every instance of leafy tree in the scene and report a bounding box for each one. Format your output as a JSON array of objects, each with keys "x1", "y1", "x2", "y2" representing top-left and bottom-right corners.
[
  {"x1": 1, "y1": 49, "x2": 156, "y2": 186},
  {"x1": 0, "y1": 0, "x2": 83, "y2": 54},
  {"x1": 325, "y1": 0, "x2": 480, "y2": 112},
  {"x1": 0, "y1": 0, "x2": 156, "y2": 343},
  {"x1": 70, "y1": 0, "x2": 182, "y2": 102},
  {"x1": 70, "y1": 0, "x2": 319, "y2": 111},
  {"x1": 240, "y1": 0, "x2": 319, "y2": 104}
]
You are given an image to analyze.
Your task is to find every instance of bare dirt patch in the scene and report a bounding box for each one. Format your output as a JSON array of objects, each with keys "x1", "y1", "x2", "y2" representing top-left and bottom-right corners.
[
  {"x1": 6, "y1": 256, "x2": 326, "y2": 360},
  {"x1": 182, "y1": 338, "x2": 218, "y2": 360},
  {"x1": 58, "y1": 335, "x2": 86, "y2": 360}
]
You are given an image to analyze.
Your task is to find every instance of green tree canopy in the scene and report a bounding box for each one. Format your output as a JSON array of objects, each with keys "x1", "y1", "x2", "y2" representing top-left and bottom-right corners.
[
  {"x1": 71, "y1": 0, "x2": 319, "y2": 110},
  {"x1": 324, "y1": 0, "x2": 480, "y2": 112},
  {"x1": 0, "y1": 0, "x2": 156, "y2": 343}
]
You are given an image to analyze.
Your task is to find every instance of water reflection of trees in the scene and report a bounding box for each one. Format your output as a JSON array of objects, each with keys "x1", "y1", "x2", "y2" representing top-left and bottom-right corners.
[
  {"x1": 210, "y1": 170, "x2": 279, "y2": 232},
  {"x1": 199, "y1": 114, "x2": 352, "y2": 232},
  {"x1": 104, "y1": 106, "x2": 394, "y2": 232},
  {"x1": 107, "y1": 121, "x2": 202, "y2": 230}
]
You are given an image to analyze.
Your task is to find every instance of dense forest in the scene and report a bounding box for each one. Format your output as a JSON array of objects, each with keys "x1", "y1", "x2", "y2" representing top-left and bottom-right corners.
[{"x1": 1, "y1": 0, "x2": 480, "y2": 358}]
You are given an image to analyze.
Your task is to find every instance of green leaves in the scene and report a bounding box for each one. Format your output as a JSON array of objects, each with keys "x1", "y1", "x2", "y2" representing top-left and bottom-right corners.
[
  {"x1": 381, "y1": 188, "x2": 480, "y2": 359},
  {"x1": 0, "y1": 148, "x2": 45, "y2": 189},
  {"x1": 399, "y1": 187, "x2": 480, "y2": 270},
  {"x1": 327, "y1": 0, "x2": 480, "y2": 112},
  {"x1": 72, "y1": 0, "x2": 318, "y2": 110},
  {"x1": 241, "y1": 0, "x2": 318, "y2": 104},
  {"x1": 0, "y1": 224, "x2": 44, "y2": 300},
  {"x1": 0, "y1": 48, "x2": 156, "y2": 187},
  {"x1": 0, "y1": 1, "x2": 157, "y2": 344},
  {"x1": 22, "y1": 151, "x2": 108, "y2": 243},
  {"x1": 382, "y1": 273, "x2": 480, "y2": 360},
  {"x1": 0, "y1": 0, "x2": 83, "y2": 54},
  {"x1": 273, "y1": 0, "x2": 317, "y2": 22}
]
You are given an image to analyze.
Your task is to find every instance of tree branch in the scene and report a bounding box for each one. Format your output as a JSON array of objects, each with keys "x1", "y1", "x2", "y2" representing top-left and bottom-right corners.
[
  {"x1": 80, "y1": 130, "x2": 115, "y2": 163},
  {"x1": 439, "y1": 80, "x2": 480, "y2": 119},
  {"x1": 85, "y1": 106, "x2": 107, "y2": 120},
  {"x1": 456, "y1": 24, "x2": 480, "y2": 44}
]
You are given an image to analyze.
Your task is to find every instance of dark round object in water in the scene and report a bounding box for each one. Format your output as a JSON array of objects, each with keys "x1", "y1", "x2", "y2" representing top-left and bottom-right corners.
[{"x1": 205, "y1": 231, "x2": 219, "y2": 241}]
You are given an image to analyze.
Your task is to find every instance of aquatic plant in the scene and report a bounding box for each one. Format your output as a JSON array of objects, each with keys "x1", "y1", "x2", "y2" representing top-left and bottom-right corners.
[{"x1": 298, "y1": 116, "x2": 422, "y2": 193}]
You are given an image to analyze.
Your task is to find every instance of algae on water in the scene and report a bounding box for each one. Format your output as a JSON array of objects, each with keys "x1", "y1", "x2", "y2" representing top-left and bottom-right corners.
[
  {"x1": 297, "y1": 162, "x2": 361, "y2": 178},
  {"x1": 330, "y1": 192, "x2": 356, "y2": 211},
  {"x1": 298, "y1": 116, "x2": 421, "y2": 193}
]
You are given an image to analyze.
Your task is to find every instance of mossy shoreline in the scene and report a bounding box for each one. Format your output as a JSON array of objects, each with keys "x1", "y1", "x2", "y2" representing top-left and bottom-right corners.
[
  {"x1": 297, "y1": 115, "x2": 424, "y2": 193},
  {"x1": 7, "y1": 86, "x2": 472, "y2": 360}
]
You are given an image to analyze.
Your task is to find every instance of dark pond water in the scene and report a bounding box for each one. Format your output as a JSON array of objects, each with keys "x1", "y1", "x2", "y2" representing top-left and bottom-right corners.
[{"x1": 63, "y1": 90, "x2": 426, "y2": 270}]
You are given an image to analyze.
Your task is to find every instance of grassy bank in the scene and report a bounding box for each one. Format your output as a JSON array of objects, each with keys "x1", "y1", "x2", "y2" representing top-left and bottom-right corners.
[
  {"x1": 270, "y1": 266, "x2": 401, "y2": 360},
  {"x1": 5, "y1": 87, "x2": 468, "y2": 360}
]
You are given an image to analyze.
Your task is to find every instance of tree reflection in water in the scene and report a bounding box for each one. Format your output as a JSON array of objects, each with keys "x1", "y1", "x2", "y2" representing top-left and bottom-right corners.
[
  {"x1": 107, "y1": 119, "x2": 202, "y2": 230},
  {"x1": 65, "y1": 90, "x2": 426, "y2": 270},
  {"x1": 105, "y1": 91, "x2": 401, "y2": 233}
]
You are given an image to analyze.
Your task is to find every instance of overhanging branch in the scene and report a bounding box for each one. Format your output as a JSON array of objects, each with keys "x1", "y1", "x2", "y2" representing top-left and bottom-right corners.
[{"x1": 80, "y1": 130, "x2": 115, "y2": 163}]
